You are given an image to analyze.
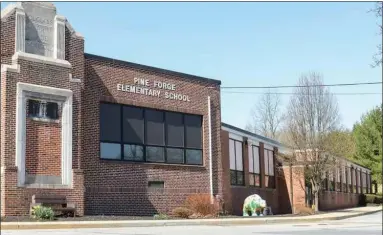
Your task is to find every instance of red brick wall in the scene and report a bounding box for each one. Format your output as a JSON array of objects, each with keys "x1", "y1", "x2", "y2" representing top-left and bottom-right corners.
[
  {"x1": 82, "y1": 55, "x2": 222, "y2": 216},
  {"x1": 278, "y1": 165, "x2": 306, "y2": 214},
  {"x1": 25, "y1": 119, "x2": 62, "y2": 176},
  {"x1": 221, "y1": 130, "x2": 279, "y2": 215},
  {"x1": 1, "y1": 10, "x2": 85, "y2": 216},
  {"x1": 0, "y1": 13, "x2": 15, "y2": 65},
  {"x1": 319, "y1": 191, "x2": 359, "y2": 211}
]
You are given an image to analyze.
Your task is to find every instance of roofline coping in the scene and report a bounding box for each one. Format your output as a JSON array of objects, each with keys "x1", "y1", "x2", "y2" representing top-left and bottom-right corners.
[
  {"x1": 84, "y1": 53, "x2": 221, "y2": 86},
  {"x1": 221, "y1": 122, "x2": 281, "y2": 147}
]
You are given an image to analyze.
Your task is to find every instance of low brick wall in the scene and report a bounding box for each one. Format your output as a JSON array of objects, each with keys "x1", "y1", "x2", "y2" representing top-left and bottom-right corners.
[{"x1": 319, "y1": 191, "x2": 359, "y2": 211}]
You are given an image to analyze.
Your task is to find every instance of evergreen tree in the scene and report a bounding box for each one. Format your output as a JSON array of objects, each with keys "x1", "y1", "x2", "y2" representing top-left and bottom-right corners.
[{"x1": 353, "y1": 105, "x2": 382, "y2": 184}]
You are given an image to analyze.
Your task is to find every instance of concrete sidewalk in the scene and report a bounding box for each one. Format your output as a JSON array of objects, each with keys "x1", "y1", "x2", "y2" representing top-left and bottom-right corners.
[{"x1": 1, "y1": 206, "x2": 382, "y2": 230}]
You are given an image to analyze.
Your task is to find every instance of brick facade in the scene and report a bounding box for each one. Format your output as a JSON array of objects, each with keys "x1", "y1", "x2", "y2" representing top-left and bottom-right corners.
[
  {"x1": 25, "y1": 119, "x2": 62, "y2": 176},
  {"x1": 82, "y1": 54, "x2": 221, "y2": 215},
  {"x1": 1, "y1": 5, "x2": 85, "y2": 216},
  {"x1": 221, "y1": 128, "x2": 279, "y2": 215}
]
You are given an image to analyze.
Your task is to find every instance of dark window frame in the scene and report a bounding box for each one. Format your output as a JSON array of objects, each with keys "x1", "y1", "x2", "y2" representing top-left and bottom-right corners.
[
  {"x1": 99, "y1": 102, "x2": 203, "y2": 166},
  {"x1": 249, "y1": 145, "x2": 261, "y2": 187},
  {"x1": 264, "y1": 149, "x2": 275, "y2": 189},
  {"x1": 229, "y1": 139, "x2": 244, "y2": 186}
]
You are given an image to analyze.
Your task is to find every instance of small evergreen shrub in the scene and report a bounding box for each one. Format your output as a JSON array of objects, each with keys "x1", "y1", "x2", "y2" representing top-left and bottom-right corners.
[
  {"x1": 32, "y1": 206, "x2": 55, "y2": 220},
  {"x1": 366, "y1": 194, "x2": 383, "y2": 204}
]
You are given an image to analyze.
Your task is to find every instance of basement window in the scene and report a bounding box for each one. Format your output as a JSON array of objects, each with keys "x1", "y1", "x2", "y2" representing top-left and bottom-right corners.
[
  {"x1": 148, "y1": 181, "x2": 164, "y2": 189},
  {"x1": 27, "y1": 99, "x2": 59, "y2": 120}
]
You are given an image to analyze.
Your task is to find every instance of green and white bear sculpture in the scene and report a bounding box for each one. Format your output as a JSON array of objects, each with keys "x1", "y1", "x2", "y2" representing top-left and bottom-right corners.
[{"x1": 242, "y1": 194, "x2": 267, "y2": 216}]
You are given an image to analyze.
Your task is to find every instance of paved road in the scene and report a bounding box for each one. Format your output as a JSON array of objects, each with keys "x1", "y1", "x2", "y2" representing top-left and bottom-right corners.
[{"x1": 2, "y1": 212, "x2": 382, "y2": 235}]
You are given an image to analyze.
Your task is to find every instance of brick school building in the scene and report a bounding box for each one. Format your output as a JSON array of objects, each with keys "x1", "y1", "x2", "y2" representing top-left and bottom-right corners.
[{"x1": 1, "y1": 2, "x2": 372, "y2": 217}]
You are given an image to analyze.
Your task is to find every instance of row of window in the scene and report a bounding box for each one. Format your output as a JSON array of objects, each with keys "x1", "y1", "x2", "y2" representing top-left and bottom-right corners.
[
  {"x1": 229, "y1": 139, "x2": 275, "y2": 188},
  {"x1": 323, "y1": 166, "x2": 371, "y2": 193},
  {"x1": 99, "y1": 103, "x2": 203, "y2": 165}
]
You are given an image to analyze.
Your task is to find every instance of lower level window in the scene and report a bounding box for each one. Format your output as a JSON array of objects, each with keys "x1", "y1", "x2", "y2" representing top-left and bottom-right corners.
[
  {"x1": 124, "y1": 144, "x2": 144, "y2": 161},
  {"x1": 329, "y1": 181, "x2": 335, "y2": 191},
  {"x1": 100, "y1": 143, "x2": 121, "y2": 160},
  {"x1": 265, "y1": 175, "x2": 275, "y2": 188},
  {"x1": 249, "y1": 173, "x2": 260, "y2": 187},
  {"x1": 231, "y1": 170, "x2": 244, "y2": 186}
]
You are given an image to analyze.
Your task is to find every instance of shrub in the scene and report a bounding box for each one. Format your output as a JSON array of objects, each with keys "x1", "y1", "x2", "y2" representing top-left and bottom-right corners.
[
  {"x1": 31, "y1": 206, "x2": 55, "y2": 220},
  {"x1": 294, "y1": 205, "x2": 315, "y2": 215},
  {"x1": 184, "y1": 194, "x2": 219, "y2": 217},
  {"x1": 366, "y1": 194, "x2": 383, "y2": 204},
  {"x1": 153, "y1": 213, "x2": 169, "y2": 220},
  {"x1": 172, "y1": 207, "x2": 193, "y2": 219},
  {"x1": 358, "y1": 194, "x2": 367, "y2": 207}
]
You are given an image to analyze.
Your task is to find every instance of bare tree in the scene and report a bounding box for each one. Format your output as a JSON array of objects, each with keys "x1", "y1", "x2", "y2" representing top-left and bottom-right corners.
[
  {"x1": 370, "y1": 2, "x2": 383, "y2": 67},
  {"x1": 246, "y1": 90, "x2": 283, "y2": 139},
  {"x1": 284, "y1": 72, "x2": 341, "y2": 212}
]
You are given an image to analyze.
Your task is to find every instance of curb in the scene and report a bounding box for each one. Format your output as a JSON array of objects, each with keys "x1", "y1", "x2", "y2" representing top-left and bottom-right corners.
[{"x1": 1, "y1": 209, "x2": 381, "y2": 230}]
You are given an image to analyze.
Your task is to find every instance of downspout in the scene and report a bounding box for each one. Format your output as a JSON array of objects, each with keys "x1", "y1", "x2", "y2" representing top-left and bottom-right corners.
[
  {"x1": 208, "y1": 96, "x2": 214, "y2": 204},
  {"x1": 290, "y1": 162, "x2": 294, "y2": 214}
]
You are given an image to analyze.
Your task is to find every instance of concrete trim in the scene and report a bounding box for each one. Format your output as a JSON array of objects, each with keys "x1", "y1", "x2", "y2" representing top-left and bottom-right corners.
[
  {"x1": 65, "y1": 20, "x2": 84, "y2": 39},
  {"x1": 1, "y1": 64, "x2": 20, "y2": 73},
  {"x1": 12, "y1": 52, "x2": 72, "y2": 68},
  {"x1": 69, "y1": 73, "x2": 81, "y2": 83},
  {"x1": 15, "y1": 82, "x2": 73, "y2": 188}
]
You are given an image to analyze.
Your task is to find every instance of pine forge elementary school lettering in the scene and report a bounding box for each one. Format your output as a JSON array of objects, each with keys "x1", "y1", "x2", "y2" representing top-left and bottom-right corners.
[{"x1": 117, "y1": 77, "x2": 191, "y2": 102}]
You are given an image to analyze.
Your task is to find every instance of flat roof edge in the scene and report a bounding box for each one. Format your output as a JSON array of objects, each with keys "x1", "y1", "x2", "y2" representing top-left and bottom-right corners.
[
  {"x1": 221, "y1": 122, "x2": 281, "y2": 146},
  {"x1": 84, "y1": 53, "x2": 221, "y2": 85}
]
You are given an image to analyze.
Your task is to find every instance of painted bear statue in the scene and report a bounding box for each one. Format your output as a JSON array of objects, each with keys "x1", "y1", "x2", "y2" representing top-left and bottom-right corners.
[{"x1": 242, "y1": 194, "x2": 267, "y2": 216}]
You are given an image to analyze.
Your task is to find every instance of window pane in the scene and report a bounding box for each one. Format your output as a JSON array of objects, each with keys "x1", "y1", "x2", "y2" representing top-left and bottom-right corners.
[
  {"x1": 248, "y1": 144, "x2": 254, "y2": 173},
  {"x1": 235, "y1": 141, "x2": 243, "y2": 171},
  {"x1": 46, "y1": 102, "x2": 59, "y2": 119},
  {"x1": 146, "y1": 110, "x2": 165, "y2": 146},
  {"x1": 253, "y1": 146, "x2": 260, "y2": 174},
  {"x1": 123, "y1": 106, "x2": 144, "y2": 144},
  {"x1": 264, "y1": 149, "x2": 269, "y2": 175},
  {"x1": 100, "y1": 103, "x2": 121, "y2": 142},
  {"x1": 237, "y1": 171, "x2": 244, "y2": 185},
  {"x1": 124, "y1": 144, "x2": 144, "y2": 161},
  {"x1": 186, "y1": 149, "x2": 202, "y2": 165},
  {"x1": 100, "y1": 143, "x2": 121, "y2": 159},
  {"x1": 268, "y1": 176, "x2": 275, "y2": 188},
  {"x1": 28, "y1": 99, "x2": 41, "y2": 117},
  {"x1": 268, "y1": 151, "x2": 274, "y2": 176},
  {"x1": 146, "y1": 146, "x2": 165, "y2": 163},
  {"x1": 185, "y1": 115, "x2": 202, "y2": 149},
  {"x1": 166, "y1": 112, "x2": 184, "y2": 147},
  {"x1": 166, "y1": 148, "x2": 184, "y2": 164},
  {"x1": 229, "y1": 140, "x2": 236, "y2": 170},
  {"x1": 230, "y1": 170, "x2": 237, "y2": 185},
  {"x1": 249, "y1": 174, "x2": 254, "y2": 186},
  {"x1": 255, "y1": 174, "x2": 261, "y2": 187}
]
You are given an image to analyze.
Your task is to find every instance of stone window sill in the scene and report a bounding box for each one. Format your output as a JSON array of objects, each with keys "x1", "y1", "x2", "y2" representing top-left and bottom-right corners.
[
  {"x1": 22, "y1": 184, "x2": 72, "y2": 189},
  {"x1": 28, "y1": 116, "x2": 60, "y2": 124}
]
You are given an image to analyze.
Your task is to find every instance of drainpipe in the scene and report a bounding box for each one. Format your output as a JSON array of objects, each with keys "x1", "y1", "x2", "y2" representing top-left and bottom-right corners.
[
  {"x1": 290, "y1": 162, "x2": 294, "y2": 214},
  {"x1": 208, "y1": 96, "x2": 214, "y2": 204}
]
